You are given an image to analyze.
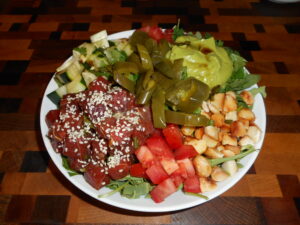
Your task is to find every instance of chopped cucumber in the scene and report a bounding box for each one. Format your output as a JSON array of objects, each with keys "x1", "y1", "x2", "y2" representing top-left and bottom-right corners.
[
  {"x1": 105, "y1": 47, "x2": 127, "y2": 64},
  {"x1": 73, "y1": 42, "x2": 96, "y2": 62},
  {"x1": 87, "y1": 53, "x2": 109, "y2": 69},
  {"x1": 66, "y1": 78, "x2": 86, "y2": 94},
  {"x1": 90, "y1": 30, "x2": 109, "y2": 48},
  {"x1": 113, "y1": 39, "x2": 133, "y2": 56},
  {"x1": 47, "y1": 85, "x2": 67, "y2": 105},
  {"x1": 55, "y1": 61, "x2": 84, "y2": 85},
  {"x1": 82, "y1": 71, "x2": 97, "y2": 87},
  {"x1": 56, "y1": 57, "x2": 75, "y2": 73}
]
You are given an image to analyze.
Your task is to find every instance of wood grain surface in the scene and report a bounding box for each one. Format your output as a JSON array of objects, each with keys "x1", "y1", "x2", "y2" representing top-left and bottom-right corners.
[{"x1": 0, "y1": 0, "x2": 299, "y2": 224}]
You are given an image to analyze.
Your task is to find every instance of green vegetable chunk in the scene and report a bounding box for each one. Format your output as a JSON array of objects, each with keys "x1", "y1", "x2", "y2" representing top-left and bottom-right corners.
[
  {"x1": 137, "y1": 44, "x2": 153, "y2": 71},
  {"x1": 113, "y1": 71, "x2": 135, "y2": 93},
  {"x1": 165, "y1": 110, "x2": 209, "y2": 127},
  {"x1": 209, "y1": 146, "x2": 257, "y2": 167},
  {"x1": 152, "y1": 88, "x2": 167, "y2": 128},
  {"x1": 98, "y1": 176, "x2": 153, "y2": 199},
  {"x1": 62, "y1": 156, "x2": 81, "y2": 176},
  {"x1": 165, "y1": 77, "x2": 210, "y2": 113}
]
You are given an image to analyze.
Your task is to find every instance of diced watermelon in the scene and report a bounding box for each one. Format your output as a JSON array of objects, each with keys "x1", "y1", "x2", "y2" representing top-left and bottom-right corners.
[
  {"x1": 135, "y1": 145, "x2": 155, "y2": 168},
  {"x1": 177, "y1": 158, "x2": 196, "y2": 177},
  {"x1": 183, "y1": 176, "x2": 201, "y2": 193},
  {"x1": 174, "y1": 145, "x2": 198, "y2": 160},
  {"x1": 146, "y1": 136, "x2": 173, "y2": 159},
  {"x1": 171, "y1": 174, "x2": 183, "y2": 188},
  {"x1": 146, "y1": 163, "x2": 169, "y2": 184},
  {"x1": 160, "y1": 158, "x2": 179, "y2": 175},
  {"x1": 130, "y1": 163, "x2": 148, "y2": 178},
  {"x1": 162, "y1": 124, "x2": 183, "y2": 149},
  {"x1": 150, "y1": 178, "x2": 177, "y2": 203}
]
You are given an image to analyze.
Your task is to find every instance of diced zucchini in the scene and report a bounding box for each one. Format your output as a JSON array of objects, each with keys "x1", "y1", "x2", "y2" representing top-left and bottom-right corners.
[
  {"x1": 55, "y1": 61, "x2": 84, "y2": 84},
  {"x1": 47, "y1": 85, "x2": 67, "y2": 105},
  {"x1": 105, "y1": 47, "x2": 127, "y2": 64},
  {"x1": 73, "y1": 42, "x2": 96, "y2": 62},
  {"x1": 113, "y1": 38, "x2": 133, "y2": 56},
  {"x1": 87, "y1": 54, "x2": 109, "y2": 69},
  {"x1": 90, "y1": 30, "x2": 109, "y2": 48},
  {"x1": 123, "y1": 44, "x2": 133, "y2": 56},
  {"x1": 66, "y1": 78, "x2": 86, "y2": 94},
  {"x1": 93, "y1": 39, "x2": 110, "y2": 49},
  {"x1": 55, "y1": 72, "x2": 71, "y2": 84},
  {"x1": 56, "y1": 57, "x2": 75, "y2": 73},
  {"x1": 66, "y1": 61, "x2": 84, "y2": 80},
  {"x1": 82, "y1": 71, "x2": 97, "y2": 87}
]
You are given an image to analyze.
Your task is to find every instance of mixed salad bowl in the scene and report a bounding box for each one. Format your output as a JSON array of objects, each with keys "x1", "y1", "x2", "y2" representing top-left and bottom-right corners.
[{"x1": 40, "y1": 25, "x2": 266, "y2": 212}]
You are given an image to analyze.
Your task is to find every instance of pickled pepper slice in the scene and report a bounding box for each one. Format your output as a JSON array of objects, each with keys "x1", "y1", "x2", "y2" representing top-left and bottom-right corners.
[
  {"x1": 165, "y1": 77, "x2": 210, "y2": 113},
  {"x1": 137, "y1": 44, "x2": 153, "y2": 71},
  {"x1": 165, "y1": 110, "x2": 209, "y2": 127},
  {"x1": 152, "y1": 88, "x2": 166, "y2": 128}
]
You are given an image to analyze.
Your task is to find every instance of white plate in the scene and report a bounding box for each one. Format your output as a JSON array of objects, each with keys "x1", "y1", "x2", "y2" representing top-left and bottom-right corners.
[{"x1": 40, "y1": 30, "x2": 266, "y2": 212}]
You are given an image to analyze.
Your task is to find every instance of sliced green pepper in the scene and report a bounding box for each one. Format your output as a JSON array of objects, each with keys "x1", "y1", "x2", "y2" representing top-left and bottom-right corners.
[
  {"x1": 165, "y1": 77, "x2": 210, "y2": 113},
  {"x1": 144, "y1": 38, "x2": 157, "y2": 54},
  {"x1": 113, "y1": 71, "x2": 135, "y2": 93},
  {"x1": 136, "y1": 71, "x2": 156, "y2": 105},
  {"x1": 136, "y1": 88, "x2": 155, "y2": 105},
  {"x1": 165, "y1": 110, "x2": 209, "y2": 127},
  {"x1": 152, "y1": 88, "x2": 166, "y2": 128},
  {"x1": 127, "y1": 53, "x2": 144, "y2": 73},
  {"x1": 152, "y1": 72, "x2": 176, "y2": 90},
  {"x1": 113, "y1": 61, "x2": 139, "y2": 74},
  {"x1": 137, "y1": 44, "x2": 153, "y2": 71},
  {"x1": 129, "y1": 30, "x2": 150, "y2": 49},
  {"x1": 151, "y1": 39, "x2": 170, "y2": 66},
  {"x1": 154, "y1": 58, "x2": 184, "y2": 80}
]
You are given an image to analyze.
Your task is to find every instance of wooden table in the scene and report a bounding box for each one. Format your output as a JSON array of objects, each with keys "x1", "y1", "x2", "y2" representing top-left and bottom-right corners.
[{"x1": 0, "y1": 0, "x2": 299, "y2": 224}]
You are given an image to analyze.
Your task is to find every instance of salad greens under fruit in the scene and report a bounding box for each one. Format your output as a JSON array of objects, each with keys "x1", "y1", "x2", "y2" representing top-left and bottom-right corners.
[{"x1": 45, "y1": 24, "x2": 266, "y2": 203}]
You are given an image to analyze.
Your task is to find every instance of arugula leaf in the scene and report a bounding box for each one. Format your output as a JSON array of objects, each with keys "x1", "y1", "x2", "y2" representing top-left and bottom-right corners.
[
  {"x1": 98, "y1": 181, "x2": 129, "y2": 198},
  {"x1": 209, "y1": 146, "x2": 257, "y2": 166},
  {"x1": 185, "y1": 192, "x2": 209, "y2": 200},
  {"x1": 236, "y1": 95, "x2": 250, "y2": 110},
  {"x1": 204, "y1": 32, "x2": 212, "y2": 39},
  {"x1": 221, "y1": 68, "x2": 261, "y2": 92},
  {"x1": 172, "y1": 19, "x2": 185, "y2": 41},
  {"x1": 249, "y1": 86, "x2": 267, "y2": 98},
  {"x1": 73, "y1": 47, "x2": 87, "y2": 56},
  {"x1": 98, "y1": 176, "x2": 153, "y2": 199},
  {"x1": 224, "y1": 47, "x2": 247, "y2": 72},
  {"x1": 62, "y1": 156, "x2": 80, "y2": 177},
  {"x1": 215, "y1": 39, "x2": 224, "y2": 47}
]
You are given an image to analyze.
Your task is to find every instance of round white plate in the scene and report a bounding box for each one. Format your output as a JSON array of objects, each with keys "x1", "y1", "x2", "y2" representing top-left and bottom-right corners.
[{"x1": 40, "y1": 30, "x2": 266, "y2": 212}]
